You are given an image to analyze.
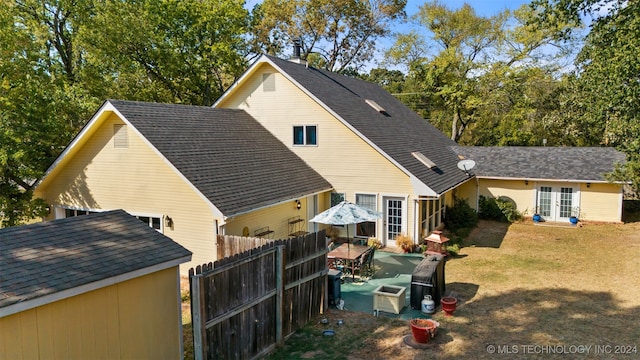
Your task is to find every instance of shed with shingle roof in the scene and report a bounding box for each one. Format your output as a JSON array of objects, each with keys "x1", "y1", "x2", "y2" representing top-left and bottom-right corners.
[{"x1": 0, "y1": 210, "x2": 191, "y2": 358}]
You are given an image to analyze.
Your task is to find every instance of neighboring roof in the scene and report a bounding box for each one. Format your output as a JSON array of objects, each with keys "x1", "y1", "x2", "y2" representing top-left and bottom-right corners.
[
  {"x1": 0, "y1": 210, "x2": 191, "y2": 315},
  {"x1": 451, "y1": 146, "x2": 627, "y2": 182},
  {"x1": 60, "y1": 100, "x2": 332, "y2": 217},
  {"x1": 228, "y1": 55, "x2": 471, "y2": 195}
]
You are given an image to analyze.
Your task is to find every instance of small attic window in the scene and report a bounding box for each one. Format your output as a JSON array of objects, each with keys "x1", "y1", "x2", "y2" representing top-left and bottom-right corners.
[
  {"x1": 113, "y1": 124, "x2": 128, "y2": 148},
  {"x1": 365, "y1": 99, "x2": 388, "y2": 115},
  {"x1": 412, "y1": 152, "x2": 436, "y2": 169},
  {"x1": 263, "y1": 73, "x2": 275, "y2": 92}
]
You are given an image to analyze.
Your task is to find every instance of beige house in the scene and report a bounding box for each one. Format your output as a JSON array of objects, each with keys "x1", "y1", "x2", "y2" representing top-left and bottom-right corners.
[
  {"x1": 0, "y1": 210, "x2": 192, "y2": 359},
  {"x1": 215, "y1": 55, "x2": 473, "y2": 246},
  {"x1": 34, "y1": 101, "x2": 332, "y2": 270},
  {"x1": 452, "y1": 147, "x2": 627, "y2": 223}
]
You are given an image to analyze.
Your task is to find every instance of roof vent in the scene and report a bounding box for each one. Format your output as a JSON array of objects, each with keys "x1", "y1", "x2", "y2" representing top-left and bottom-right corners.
[
  {"x1": 365, "y1": 99, "x2": 388, "y2": 115},
  {"x1": 412, "y1": 152, "x2": 436, "y2": 169}
]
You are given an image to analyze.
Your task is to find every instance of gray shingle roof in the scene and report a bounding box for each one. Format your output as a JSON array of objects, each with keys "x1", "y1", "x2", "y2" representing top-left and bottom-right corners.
[
  {"x1": 0, "y1": 210, "x2": 192, "y2": 309},
  {"x1": 108, "y1": 100, "x2": 332, "y2": 216},
  {"x1": 263, "y1": 55, "x2": 471, "y2": 195},
  {"x1": 451, "y1": 146, "x2": 627, "y2": 181}
]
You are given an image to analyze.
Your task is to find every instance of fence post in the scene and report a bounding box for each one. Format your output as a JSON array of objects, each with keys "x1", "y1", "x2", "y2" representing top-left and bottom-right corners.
[
  {"x1": 275, "y1": 244, "x2": 285, "y2": 345},
  {"x1": 191, "y1": 272, "x2": 205, "y2": 360}
]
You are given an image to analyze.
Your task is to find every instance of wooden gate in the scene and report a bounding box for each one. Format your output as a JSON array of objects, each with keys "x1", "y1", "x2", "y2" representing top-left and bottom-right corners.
[{"x1": 189, "y1": 231, "x2": 327, "y2": 360}]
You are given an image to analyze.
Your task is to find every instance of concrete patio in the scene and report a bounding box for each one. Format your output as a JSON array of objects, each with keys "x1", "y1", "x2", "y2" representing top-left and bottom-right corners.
[{"x1": 334, "y1": 250, "x2": 441, "y2": 320}]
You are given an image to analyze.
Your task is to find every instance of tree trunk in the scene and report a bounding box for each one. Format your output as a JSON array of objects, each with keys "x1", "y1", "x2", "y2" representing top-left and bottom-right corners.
[{"x1": 451, "y1": 108, "x2": 459, "y2": 142}]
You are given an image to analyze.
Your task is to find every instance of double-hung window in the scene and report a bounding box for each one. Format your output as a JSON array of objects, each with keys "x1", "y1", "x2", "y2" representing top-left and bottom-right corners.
[
  {"x1": 356, "y1": 193, "x2": 377, "y2": 238},
  {"x1": 293, "y1": 125, "x2": 317, "y2": 146}
]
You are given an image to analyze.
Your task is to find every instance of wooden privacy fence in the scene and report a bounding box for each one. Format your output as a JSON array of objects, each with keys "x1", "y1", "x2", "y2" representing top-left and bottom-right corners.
[
  {"x1": 216, "y1": 234, "x2": 276, "y2": 260},
  {"x1": 189, "y1": 231, "x2": 328, "y2": 360}
]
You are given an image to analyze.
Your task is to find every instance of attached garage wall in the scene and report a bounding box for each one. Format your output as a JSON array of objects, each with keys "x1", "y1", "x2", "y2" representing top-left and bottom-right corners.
[{"x1": 0, "y1": 267, "x2": 182, "y2": 360}]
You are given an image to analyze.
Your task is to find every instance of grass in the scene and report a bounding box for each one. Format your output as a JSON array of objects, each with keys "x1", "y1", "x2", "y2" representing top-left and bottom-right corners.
[
  {"x1": 181, "y1": 202, "x2": 640, "y2": 359},
  {"x1": 262, "y1": 210, "x2": 640, "y2": 359}
]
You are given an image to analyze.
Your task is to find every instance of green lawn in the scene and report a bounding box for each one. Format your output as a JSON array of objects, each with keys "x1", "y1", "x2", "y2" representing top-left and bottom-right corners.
[{"x1": 264, "y1": 215, "x2": 640, "y2": 359}]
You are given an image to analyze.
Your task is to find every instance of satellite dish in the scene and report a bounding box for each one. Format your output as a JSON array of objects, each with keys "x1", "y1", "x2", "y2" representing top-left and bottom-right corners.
[{"x1": 457, "y1": 159, "x2": 476, "y2": 174}]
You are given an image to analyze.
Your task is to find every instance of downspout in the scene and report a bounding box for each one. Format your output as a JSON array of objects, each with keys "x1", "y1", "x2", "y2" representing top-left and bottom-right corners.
[
  {"x1": 475, "y1": 176, "x2": 480, "y2": 211},
  {"x1": 413, "y1": 197, "x2": 419, "y2": 244}
]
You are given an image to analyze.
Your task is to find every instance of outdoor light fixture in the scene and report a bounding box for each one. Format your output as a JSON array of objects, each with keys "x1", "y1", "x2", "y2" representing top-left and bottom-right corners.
[
  {"x1": 165, "y1": 216, "x2": 173, "y2": 228},
  {"x1": 296, "y1": 200, "x2": 301, "y2": 210},
  {"x1": 587, "y1": 183, "x2": 591, "y2": 188},
  {"x1": 524, "y1": 180, "x2": 529, "y2": 185}
]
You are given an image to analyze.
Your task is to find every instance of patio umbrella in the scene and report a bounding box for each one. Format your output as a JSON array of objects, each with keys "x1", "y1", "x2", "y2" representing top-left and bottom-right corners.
[{"x1": 309, "y1": 200, "x2": 383, "y2": 249}]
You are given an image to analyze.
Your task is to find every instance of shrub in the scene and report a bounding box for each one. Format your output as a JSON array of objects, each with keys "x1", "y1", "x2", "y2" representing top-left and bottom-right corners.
[
  {"x1": 478, "y1": 195, "x2": 523, "y2": 223},
  {"x1": 479, "y1": 195, "x2": 503, "y2": 220},
  {"x1": 444, "y1": 198, "x2": 478, "y2": 234},
  {"x1": 496, "y1": 197, "x2": 523, "y2": 222}
]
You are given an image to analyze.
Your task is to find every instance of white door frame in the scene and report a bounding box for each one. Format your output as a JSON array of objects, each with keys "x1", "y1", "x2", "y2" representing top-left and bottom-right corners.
[
  {"x1": 536, "y1": 183, "x2": 579, "y2": 222},
  {"x1": 382, "y1": 196, "x2": 407, "y2": 247}
]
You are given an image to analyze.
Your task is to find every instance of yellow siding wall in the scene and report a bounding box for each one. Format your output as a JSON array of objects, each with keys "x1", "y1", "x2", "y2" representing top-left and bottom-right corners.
[
  {"x1": 454, "y1": 179, "x2": 479, "y2": 210},
  {"x1": 477, "y1": 179, "x2": 622, "y2": 222},
  {"x1": 217, "y1": 64, "x2": 417, "y2": 241},
  {"x1": 578, "y1": 182, "x2": 622, "y2": 222},
  {"x1": 35, "y1": 114, "x2": 216, "y2": 270},
  {"x1": 226, "y1": 195, "x2": 328, "y2": 238},
  {"x1": 479, "y1": 179, "x2": 536, "y2": 215},
  {"x1": 0, "y1": 268, "x2": 182, "y2": 360}
]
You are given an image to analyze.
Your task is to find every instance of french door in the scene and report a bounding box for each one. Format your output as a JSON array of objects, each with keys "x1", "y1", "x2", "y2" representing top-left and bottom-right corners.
[
  {"x1": 383, "y1": 197, "x2": 404, "y2": 247},
  {"x1": 537, "y1": 185, "x2": 577, "y2": 222}
]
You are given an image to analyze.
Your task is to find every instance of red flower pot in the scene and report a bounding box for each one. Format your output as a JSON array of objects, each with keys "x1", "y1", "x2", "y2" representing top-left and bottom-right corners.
[
  {"x1": 440, "y1": 296, "x2": 458, "y2": 316},
  {"x1": 409, "y1": 319, "x2": 439, "y2": 343}
]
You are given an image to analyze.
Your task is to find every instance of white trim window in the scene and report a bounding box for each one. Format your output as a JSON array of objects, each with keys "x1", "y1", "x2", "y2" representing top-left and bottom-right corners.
[
  {"x1": 293, "y1": 125, "x2": 317, "y2": 146},
  {"x1": 135, "y1": 215, "x2": 162, "y2": 231},
  {"x1": 64, "y1": 208, "x2": 97, "y2": 217},
  {"x1": 355, "y1": 193, "x2": 377, "y2": 238}
]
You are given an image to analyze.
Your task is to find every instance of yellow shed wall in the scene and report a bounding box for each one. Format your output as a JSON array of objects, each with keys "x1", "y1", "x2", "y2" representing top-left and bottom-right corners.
[
  {"x1": 35, "y1": 114, "x2": 216, "y2": 270},
  {"x1": 218, "y1": 64, "x2": 419, "y2": 241},
  {"x1": 0, "y1": 267, "x2": 182, "y2": 360}
]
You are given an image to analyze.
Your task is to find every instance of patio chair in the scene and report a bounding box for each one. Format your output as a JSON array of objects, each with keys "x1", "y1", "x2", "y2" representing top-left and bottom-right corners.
[
  {"x1": 365, "y1": 246, "x2": 376, "y2": 275},
  {"x1": 352, "y1": 247, "x2": 373, "y2": 280}
]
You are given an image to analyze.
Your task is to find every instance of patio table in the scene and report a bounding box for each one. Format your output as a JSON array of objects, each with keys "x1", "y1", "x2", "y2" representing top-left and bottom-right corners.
[{"x1": 328, "y1": 243, "x2": 370, "y2": 281}]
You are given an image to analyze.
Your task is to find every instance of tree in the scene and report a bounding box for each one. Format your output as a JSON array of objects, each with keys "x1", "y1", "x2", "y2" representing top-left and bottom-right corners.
[
  {"x1": 388, "y1": 1, "x2": 571, "y2": 143},
  {"x1": 251, "y1": 0, "x2": 406, "y2": 73},
  {"x1": 82, "y1": 0, "x2": 251, "y2": 106},
  {"x1": 531, "y1": 0, "x2": 640, "y2": 197},
  {"x1": 1, "y1": 0, "x2": 253, "y2": 226}
]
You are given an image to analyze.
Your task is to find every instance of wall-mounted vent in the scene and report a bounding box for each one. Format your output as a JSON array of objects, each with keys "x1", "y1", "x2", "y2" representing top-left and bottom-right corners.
[
  {"x1": 113, "y1": 124, "x2": 128, "y2": 148},
  {"x1": 263, "y1": 73, "x2": 275, "y2": 92},
  {"x1": 365, "y1": 99, "x2": 388, "y2": 115},
  {"x1": 412, "y1": 152, "x2": 436, "y2": 169}
]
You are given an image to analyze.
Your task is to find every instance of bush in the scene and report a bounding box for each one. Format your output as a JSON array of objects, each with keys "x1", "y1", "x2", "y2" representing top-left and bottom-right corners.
[
  {"x1": 444, "y1": 199, "x2": 478, "y2": 234},
  {"x1": 478, "y1": 195, "x2": 523, "y2": 223}
]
